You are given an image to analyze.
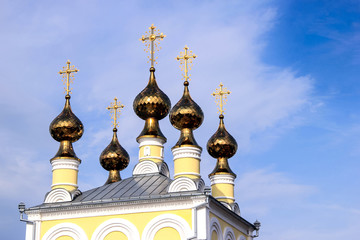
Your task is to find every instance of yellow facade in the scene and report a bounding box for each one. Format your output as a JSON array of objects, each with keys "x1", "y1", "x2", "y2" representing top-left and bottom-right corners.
[
  {"x1": 154, "y1": 227, "x2": 181, "y2": 240},
  {"x1": 139, "y1": 145, "x2": 163, "y2": 163},
  {"x1": 56, "y1": 236, "x2": 74, "y2": 240},
  {"x1": 52, "y1": 168, "x2": 78, "y2": 191},
  {"x1": 211, "y1": 182, "x2": 234, "y2": 204},
  {"x1": 210, "y1": 213, "x2": 247, "y2": 240},
  {"x1": 174, "y1": 157, "x2": 200, "y2": 179},
  {"x1": 104, "y1": 231, "x2": 127, "y2": 240},
  {"x1": 40, "y1": 209, "x2": 192, "y2": 240}
]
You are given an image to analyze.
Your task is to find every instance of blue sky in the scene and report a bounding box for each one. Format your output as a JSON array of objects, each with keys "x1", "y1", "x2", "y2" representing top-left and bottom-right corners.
[{"x1": 1, "y1": 0, "x2": 359, "y2": 239}]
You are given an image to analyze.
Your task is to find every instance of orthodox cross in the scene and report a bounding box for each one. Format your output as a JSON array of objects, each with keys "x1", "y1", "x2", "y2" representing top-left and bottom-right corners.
[
  {"x1": 212, "y1": 83, "x2": 231, "y2": 115},
  {"x1": 176, "y1": 45, "x2": 197, "y2": 83},
  {"x1": 140, "y1": 24, "x2": 166, "y2": 67},
  {"x1": 107, "y1": 97, "x2": 124, "y2": 129},
  {"x1": 59, "y1": 60, "x2": 79, "y2": 95}
]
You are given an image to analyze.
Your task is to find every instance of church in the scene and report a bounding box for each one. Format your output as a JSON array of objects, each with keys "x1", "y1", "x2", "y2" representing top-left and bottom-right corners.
[{"x1": 19, "y1": 24, "x2": 261, "y2": 240}]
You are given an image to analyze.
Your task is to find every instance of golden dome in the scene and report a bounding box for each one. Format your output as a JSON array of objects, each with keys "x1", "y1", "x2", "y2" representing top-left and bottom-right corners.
[
  {"x1": 170, "y1": 81, "x2": 204, "y2": 147},
  {"x1": 100, "y1": 128, "x2": 130, "y2": 184},
  {"x1": 207, "y1": 115, "x2": 237, "y2": 176},
  {"x1": 49, "y1": 95, "x2": 84, "y2": 143},
  {"x1": 133, "y1": 67, "x2": 171, "y2": 141}
]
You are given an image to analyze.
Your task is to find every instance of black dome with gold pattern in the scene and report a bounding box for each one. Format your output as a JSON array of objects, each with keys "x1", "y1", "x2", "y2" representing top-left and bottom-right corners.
[
  {"x1": 49, "y1": 95, "x2": 84, "y2": 143},
  {"x1": 100, "y1": 129, "x2": 130, "y2": 171},
  {"x1": 133, "y1": 67, "x2": 171, "y2": 120},
  {"x1": 207, "y1": 115, "x2": 237, "y2": 159},
  {"x1": 170, "y1": 81, "x2": 204, "y2": 130}
]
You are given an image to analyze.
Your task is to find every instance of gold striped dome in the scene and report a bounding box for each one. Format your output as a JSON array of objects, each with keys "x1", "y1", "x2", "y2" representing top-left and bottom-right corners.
[
  {"x1": 207, "y1": 114, "x2": 237, "y2": 176},
  {"x1": 49, "y1": 95, "x2": 84, "y2": 143},
  {"x1": 133, "y1": 67, "x2": 171, "y2": 120},
  {"x1": 100, "y1": 128, "x2": 130, "y2": 184},
  {"x1": 170, "y1": 81, "x2": 204, "y2": 147}
]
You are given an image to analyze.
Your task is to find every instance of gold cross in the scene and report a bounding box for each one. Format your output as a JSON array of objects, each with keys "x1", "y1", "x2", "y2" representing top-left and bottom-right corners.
[
  {"x1": 107, "y1": 97, "x2": 124, "y2": 128},
  {"x1": 176, "y1": 46, "x2": 197, "y2": 83},
  {"x1": 212, "y1": 83, "x2": 231, "y2": 115},
  {"x1": 59, "y1": 60, "x2": 79, "y2": 95},
  {"x1": 140, "y1": 24, "x2": 166, "y2": 67}
]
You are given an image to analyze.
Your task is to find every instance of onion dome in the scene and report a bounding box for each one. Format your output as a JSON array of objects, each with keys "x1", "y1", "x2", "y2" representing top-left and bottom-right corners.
[
  {"x1": 133, "y1": 67, "x2": 171, "y2": 141},
  {"x1": 49, "y1": 95, "x2": 84, "y2": 160},
  {"x1": 207, "y1": 114, "x2": 237, "y2": 177},
  {"x1": 170, "y1": 81, "x2": 204, "y2": 147},
  {"x1": 100, "y1": 128, "x2": 130, "y2": 184}
]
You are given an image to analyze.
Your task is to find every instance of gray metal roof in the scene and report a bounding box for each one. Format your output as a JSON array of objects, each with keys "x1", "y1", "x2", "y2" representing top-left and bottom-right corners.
[{"x1": 73, "y1": 174, "x2": 172, "y2": 203}]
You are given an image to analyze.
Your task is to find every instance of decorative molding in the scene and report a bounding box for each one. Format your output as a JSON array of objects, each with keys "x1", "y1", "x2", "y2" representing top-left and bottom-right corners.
[
  {"x1": 159, "y1": 162, "x2": 170, "y2": 178},
  {"x1": 223, "y1": 227, "x2": 236, "y2": 240},
  {"x1": 215, "y1": 196, "x2": 235, "y2": 201},
  {"x1": 28, "y1": 195, "x2": 208, "y2": 222},
  {"x1": 133, "y1": 160, "x2": 159, "y2": 175},
  {"x1": 174, "y1": 172, "x2": 201, "y2": 178},
  {"x1": 51, "y1": 159, "x2": 80, "y2": 171},
  {"x1": 239, "y1": 235, "x2": 247, "y2": 240},
  {"x1": 44, "y1": 188, "x2": 72, "y2": 203},
  {"x1": 210, "y1": 175, "x2": 235, "y2": 185},
  {"x1": 219, "y1": 201, "x2": 232, "y2": 210},
  {"x1": 51, "y1": 183, "x2": 78, "y2": 188},
  {"x1": 139, "y1": 156, "x2": 163, "y2": 161},
  {"x1": 172, "y1": 146, "x2": 202, "y2": 160},
  {"x1": 42, "y1": 222, "x2": 88, "y2": 240},
  {"x1": 232, "y1": 202, "x2": 241, "y2": 216},
  {"x1": 138, "y1": 137, "x2": 165, "y2": 147},
  {"x1": 210, "y1": 217, "x2": 223, "y2": 240},
  {"x1": 142, "y1": 213, "x2": 192, "y2": 240},
  {"x1": 168, "y1": 177, "x2": 197, "y2": 192},
  {"x1": 91, "y1": 218, "x2": 140, "y2": 240}
]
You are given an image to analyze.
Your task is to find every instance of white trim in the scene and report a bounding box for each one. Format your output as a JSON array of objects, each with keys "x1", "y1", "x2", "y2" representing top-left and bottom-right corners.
[
  {"x1": 210, "y1": 217, "x2": 223, "y2": 240},
  {"x1": 139, "y1": 156, "x2": 163, "y2": 161},
  {"x1": 142, "y1": 213, "x2": 192, "y2": 240},
  {"x1": 168, "y1": 177, "x2": 197, "y2": 192},
  {"x1": 172, "y1": 146, "x2": 202, "y2": 160},
  {"x1": 91, "y1": 218, "x2": 140, "y2": 240},
  {"x1": 28, "y1": 196, "x2": 207, "y2": 222},
  {"x1": 133, "y1": 160, "x2": 159, "y2": 175},
  {"x1": 44, "y1": 188, "x2": 72, "y2": 203},
  {"x1": 51, "y1": 183, "x2": 78, "y2": 188},
  {"x1": 238, "y1": 235, "x2": 247, "y2": 240},
  {"x1": 42, "y1": 223, "x2": 88, "y2": 240},
  {"x1": 215, "y1": 196, "x2": 235, "y2": 200},
  {"x1": 224, "y1": 227, "x2": 236, "y2": 240},
  {"x1": 210, "y1": 175, "x2": 235, "y2": 185},
  {"x1": 51, "y1": 159, "x2": 80, "y2": 171},
  {"x1": 138, "y1": 137, "x2": 165, "y2": 147},
  {"x1": 174, "y1": 172, "x2": 201, "y2": 178}
]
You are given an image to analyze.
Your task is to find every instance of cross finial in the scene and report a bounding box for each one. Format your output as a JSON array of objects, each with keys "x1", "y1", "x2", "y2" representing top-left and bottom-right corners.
[
  {"x1": 212, "y1": 83, "x2": 231, "y2": 115},
  {"x1": 59, "y1": 60, "x2": 79, "y2": 95},
  {"x1": 176, "y1": 45, "x2": 197, "y2": 83},
  {"x1": 107, "y1": 97, "x2": 124, "y2": 129},
  {"x1": 140, "y1": 24, "x2": 166, "y2": 67}
]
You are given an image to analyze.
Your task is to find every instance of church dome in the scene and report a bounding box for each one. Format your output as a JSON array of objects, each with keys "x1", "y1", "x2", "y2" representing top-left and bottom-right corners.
[
  {"x1": 170, "y1": 81, "x2": 204, "y2": 130},
  {"x1": 207, "y1": 114, "x2": 237, "y2": 159},
  {"x1": 100, "y1": 129, "x2": 130, "y2": 178},
  {"x1": 133, "y1": 67, "x2": 171, "y2": 121},
  {"x1": 49, "y1": 95, "x2": 84, "y2": 143}
]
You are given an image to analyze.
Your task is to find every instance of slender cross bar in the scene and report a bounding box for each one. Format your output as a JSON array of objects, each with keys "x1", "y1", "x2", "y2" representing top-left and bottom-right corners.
[
  {"x1": 176, "y1": 46, "x2": 197, "y2": 83},
  {"x1": 59, "y1": 60, "x2": 79, "y2": 95},
  {"x1": 212, "y1": 83, "x2": 231, "y2": 115},
  {"x1": 107, "y1": 97, "x2": 124, "y2": 128},
  {"x1": 140, "y1": 24, "x2": 166, "y2": 67}
]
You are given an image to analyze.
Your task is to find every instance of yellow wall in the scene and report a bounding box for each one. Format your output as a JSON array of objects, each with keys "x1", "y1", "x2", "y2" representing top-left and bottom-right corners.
[
  {"x1": 56, "y1": 236, "x2": 74, "y2": 240},
  {"x1": 41, "y1": 209, "x2": 192, "y2": 240},
  {"x1": 104, "y1": 231, "x2": 128, "y2": 240},
  {"x1": 174, "y1": 157, "x2": 200, "y2": 180},
  {"x1": 211, "y1": 230, "x2": 218, "y2": 240},
  {"x1": 139, "y1": 145, "x2": 163, "y2": 163},
  {"x1": 154, "y1": 227, "x2": 181, "y2": 240},
  {"x1": 52, "y1": 169, "x2": 78, "y2": 191},
  {"x1": 211, "y1": 183, "x2": 234, "y2": 204},
  {"x1": 210, "y1": 212, "x2": 247, "y2": 240}
]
